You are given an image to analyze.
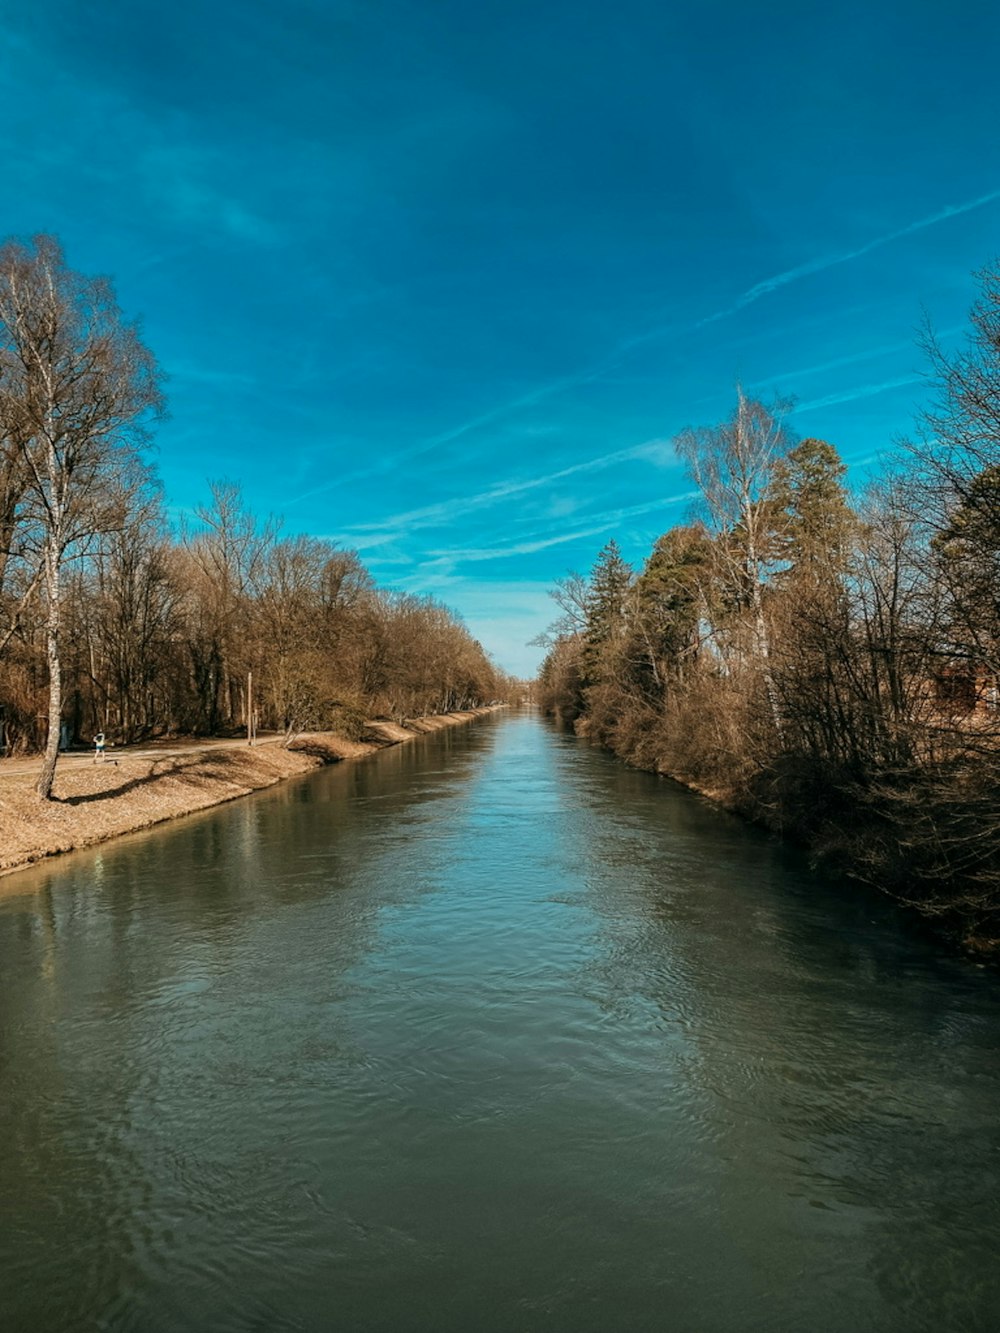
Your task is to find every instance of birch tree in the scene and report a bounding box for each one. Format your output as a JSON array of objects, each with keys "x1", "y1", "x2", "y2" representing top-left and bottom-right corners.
[
  {"x1": 674, "y1": 388, "x2": 792, "y2": 729},
  {"x1": 0, "y1": 236, "x2": 162, "y2": 797}
]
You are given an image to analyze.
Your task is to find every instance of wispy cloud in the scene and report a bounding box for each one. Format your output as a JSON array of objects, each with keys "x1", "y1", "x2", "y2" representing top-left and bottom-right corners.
[
  {"x1": 424, "y1": 492, "x2": 698, "y2": 565},
  {"x1": 689, "y1": 190, "x2": 1000, "y2": 332},
  {"x1": 334, "y1": 439, "x2": 671, "y2": 546},
  {"x1": 748, "y1": 340, "x2": 912, "y2": 388},
  {"x1": 794, "y1": 375, "x2": 925, "y2": 414},
  {"x1": 140, "y1": 144, "x2": 279, "y2": 247},
  {"x1": 327, "y1": 188, "x2": 1000, "y2": 481},
  {"x1": 296, "y1": 370, "x2": 617, "y2": 496},
  {"x1": 751, "y1": 323, "x2": 966, "y2": 393}
]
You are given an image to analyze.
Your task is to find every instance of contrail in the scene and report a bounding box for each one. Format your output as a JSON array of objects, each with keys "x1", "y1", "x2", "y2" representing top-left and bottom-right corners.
[
  {"x1": 424, "y1": 492, "x2": 698, "y2": 565},
  {"x1": 693, "y1": 187, "x2": 1000, "y2": 331},
  {"x1": 794, "y1": 374, "x2": 925, "y2": 414},
  {"x1": 338, "y1": 440, "x2": 666, "y2": 541},
  {"x1": 287, "y1": 186, "x2": 1000, "y2": 505}
]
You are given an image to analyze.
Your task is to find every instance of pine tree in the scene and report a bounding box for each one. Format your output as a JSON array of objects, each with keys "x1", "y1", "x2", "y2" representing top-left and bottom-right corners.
[
  {"x1": 582, "y1": 540, "x2": 633, "y2": 685},
  {"x1": 769, "y1": 437, "x2": 853, "y2": 579}
]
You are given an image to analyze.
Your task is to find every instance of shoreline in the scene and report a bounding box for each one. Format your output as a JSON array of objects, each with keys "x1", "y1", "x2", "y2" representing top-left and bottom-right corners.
[
  {"x1": 0, "y1": 708, "x2": 501, "y2": 888},
  {"x1": 565, "y1": 712, "x2": 1000, "y2": 963}
]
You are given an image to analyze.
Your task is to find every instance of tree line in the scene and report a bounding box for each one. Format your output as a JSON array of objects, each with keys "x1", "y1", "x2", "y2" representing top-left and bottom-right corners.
[
  {"x1": 538, "y1": 261, "x2": 1000, "y2": 947},
  {"x1": 0, "y1": 236, "x2": 514, "y2": 796}
]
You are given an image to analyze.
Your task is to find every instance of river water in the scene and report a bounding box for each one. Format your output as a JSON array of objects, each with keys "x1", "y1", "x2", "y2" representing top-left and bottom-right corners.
[{"x1": 1, "y1": 710, "x2": 999, "y2": 1331}]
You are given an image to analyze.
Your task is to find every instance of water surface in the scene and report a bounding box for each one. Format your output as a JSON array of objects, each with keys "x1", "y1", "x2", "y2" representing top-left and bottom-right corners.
[{"x1": 1, "y1": 711, "x2": 999, "y2": 1331}]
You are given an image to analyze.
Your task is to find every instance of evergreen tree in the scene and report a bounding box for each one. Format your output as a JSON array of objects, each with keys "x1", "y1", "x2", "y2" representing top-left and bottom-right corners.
[
  {"x1": 769, "y1": 437, "x2": 853, "y2": 578},
  {"x1": 582, "y1": 540, "x2": 633, "y2": 685},
  {"x1": 633, "y1": 523, "x2": 712, "y2": 686}
]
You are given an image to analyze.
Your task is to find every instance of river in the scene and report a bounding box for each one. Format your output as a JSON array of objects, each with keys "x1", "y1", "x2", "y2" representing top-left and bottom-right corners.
[{"x1": 1, "y1": 710, "x2": 999, "y2": 1331}]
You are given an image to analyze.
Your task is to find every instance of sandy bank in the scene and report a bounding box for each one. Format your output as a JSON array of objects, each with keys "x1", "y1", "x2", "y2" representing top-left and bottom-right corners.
[{"x1": 0, "y1": 708, "x2": 500, "y2": 885}]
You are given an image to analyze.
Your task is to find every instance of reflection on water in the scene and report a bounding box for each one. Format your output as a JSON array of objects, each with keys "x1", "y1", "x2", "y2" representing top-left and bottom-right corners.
[{"x1": 1, "y1": 712, "x2": 999, "y2": 1332}]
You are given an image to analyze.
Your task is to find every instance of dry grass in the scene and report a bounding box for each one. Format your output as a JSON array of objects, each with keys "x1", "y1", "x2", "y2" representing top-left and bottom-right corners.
[
  {"x1": 0, "y1": 746, "x2": 322, "y2": 882},
  {"x1": 0, "y1": 708, "x2": 500, "y2": 885}
]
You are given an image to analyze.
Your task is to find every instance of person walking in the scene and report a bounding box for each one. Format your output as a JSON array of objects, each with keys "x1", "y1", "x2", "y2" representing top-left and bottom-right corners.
[{"x1": 94, "y1": 731, "x2": 106, "y2": 763}]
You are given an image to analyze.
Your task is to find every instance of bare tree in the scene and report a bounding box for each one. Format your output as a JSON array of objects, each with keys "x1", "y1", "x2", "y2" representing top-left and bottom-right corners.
[
  {"x1": 675, "y1": 388, "x2": 793, "y2": 729},
  {"x1": 918, "y1": 260, "x2": 1000, "y2": 492},
  {"x1": 0, "y1": 315, "x2": 39, "y2": 658},
  {"x1": 78, "y1": 484, "x2": 181, "y2": 742},
  {"x1": 0, "y1": 236, "x2": 163, "y2": 796},
  {"x1": 181, "y1": 481, "x2": 277, "y2": 732},
  {"x1": 0, "y1": 420, "x2": 34, "y2": 643}
]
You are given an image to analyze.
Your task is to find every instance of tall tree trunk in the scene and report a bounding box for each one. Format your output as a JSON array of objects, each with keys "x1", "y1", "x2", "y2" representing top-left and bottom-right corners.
[
  {"x1": 746, "y1": 531, "x2": 783, "y2": 739},
  {"x1": 37, "y1": 540, "x2": 61, "y2": 799}
]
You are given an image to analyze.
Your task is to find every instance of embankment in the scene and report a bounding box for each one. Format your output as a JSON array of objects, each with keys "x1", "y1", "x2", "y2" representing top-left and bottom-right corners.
[
  {"x1": 0, "y1": 709, "x2": 500, "y2": 884},
  {"x1": 568, "y1": 709, "x2": 1000, "y2": 959}
]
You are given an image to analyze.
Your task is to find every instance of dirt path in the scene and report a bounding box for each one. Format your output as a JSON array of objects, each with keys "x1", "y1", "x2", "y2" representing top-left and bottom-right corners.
[
  {"x1": 0, "y1": 732, "x2": 285, "y2": 781},
  {"x1": 0, "y1": 710, "x2": 501, "y2": 886}
]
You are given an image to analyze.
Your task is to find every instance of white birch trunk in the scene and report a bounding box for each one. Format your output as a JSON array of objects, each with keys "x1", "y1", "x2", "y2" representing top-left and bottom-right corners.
[{"x1": 36, "y1": 536, "x2": 62, "y2": 798}]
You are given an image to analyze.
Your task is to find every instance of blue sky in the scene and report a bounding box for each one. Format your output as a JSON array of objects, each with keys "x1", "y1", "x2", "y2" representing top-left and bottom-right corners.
[{"x1": 2, "y1": 1, "x2": 999, "y2": 674}]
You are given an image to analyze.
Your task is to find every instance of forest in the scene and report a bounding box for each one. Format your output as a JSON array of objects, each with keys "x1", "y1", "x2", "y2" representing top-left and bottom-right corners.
[
  {"x1": 538, "y1": 261, "x2": 1000, "y2": 947},
  {"x1": 0, "y1": 236, "x2": 512, "y2": 796}
]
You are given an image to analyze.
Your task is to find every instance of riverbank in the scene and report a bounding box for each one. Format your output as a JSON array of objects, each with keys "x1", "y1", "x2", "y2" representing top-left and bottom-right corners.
[
  {"x1": 568, "y1": 711, "x2": 1000, "y2": 961},
  {"x1": 0, "y1": 708, "x2": 500, "y2": 884}
]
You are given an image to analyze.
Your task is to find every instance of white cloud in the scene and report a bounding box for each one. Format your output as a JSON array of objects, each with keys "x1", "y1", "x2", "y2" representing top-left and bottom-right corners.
[{"x1": 794, "y1": 375, "x2": 925, "y2": 414}]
